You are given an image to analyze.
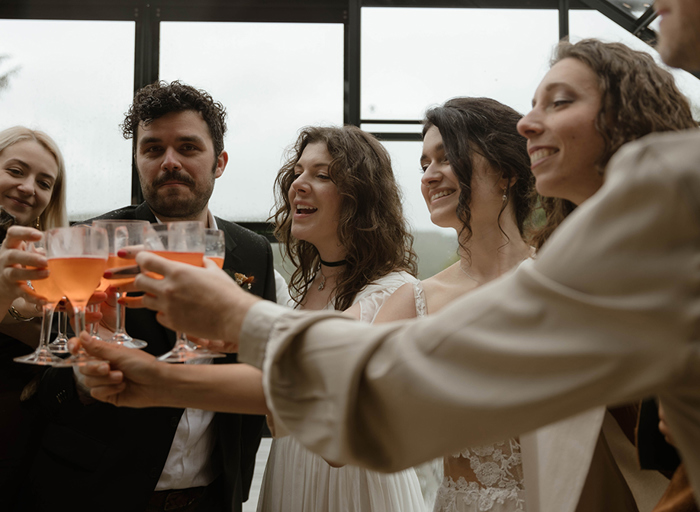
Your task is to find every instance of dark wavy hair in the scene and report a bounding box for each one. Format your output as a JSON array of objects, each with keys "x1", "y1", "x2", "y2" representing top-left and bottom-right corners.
[
  {"x1": 121, "y1": 80, "x2": 227, "y2": 157},
  {"x1": 272, "y1": 125, "x2": 418, "y2": 311},
  {"x1": 423, "y1": 97, "x2": 535, "y2": 256},
  {"x1": 531, "y1": 39, "x2": 698, "y2": 249}
]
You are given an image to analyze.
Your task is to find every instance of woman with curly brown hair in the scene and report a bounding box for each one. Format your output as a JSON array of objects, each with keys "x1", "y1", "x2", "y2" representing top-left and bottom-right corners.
[
  {"x1": 272, "y1": 125, "x2": 417, "y2": 316},
  {"x1": 517, "y1": 38, "x2": 697, "y2": 512},
  {"x1": 257, "y1": 124, "x2": 423, "y2": 511},
  {"x1": 524, "y1": 38, "x2": 697, "y2": 249}
]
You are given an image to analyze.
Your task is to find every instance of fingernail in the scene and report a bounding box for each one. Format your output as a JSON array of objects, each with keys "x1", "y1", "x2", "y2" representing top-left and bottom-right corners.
[
  {"x1": 103, "y1": 271, "x2": 113, "y2": 278},
  {"x1": 117, "y1": 249, "x2": 127, "y2": 257}
]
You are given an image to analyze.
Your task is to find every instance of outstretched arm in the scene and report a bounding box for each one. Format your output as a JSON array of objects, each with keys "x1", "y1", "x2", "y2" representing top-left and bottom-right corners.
[
  {"x1": 77, "y1": 333, "x2": 268, "y2": 415},
  {"x1": 127, "y1": 254, "x2": 260, "y2": 343}
]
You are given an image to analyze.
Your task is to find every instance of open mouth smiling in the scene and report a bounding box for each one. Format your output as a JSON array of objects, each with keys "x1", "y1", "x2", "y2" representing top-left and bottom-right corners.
[
  {"x1": 529, "y1": 148, "x2": 559, "y2": 167},
  {"x1": 296, "y1": 204, "x2": 318, "y2": 214},
  {"x1": 430, "y1": 190, "x2": 455, "y2": 203}
]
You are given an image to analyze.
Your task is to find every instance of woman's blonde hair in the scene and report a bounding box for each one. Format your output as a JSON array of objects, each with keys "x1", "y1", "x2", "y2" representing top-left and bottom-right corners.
[{"x1": 0, "y1": 126, "x2": 67, "y2": 229}]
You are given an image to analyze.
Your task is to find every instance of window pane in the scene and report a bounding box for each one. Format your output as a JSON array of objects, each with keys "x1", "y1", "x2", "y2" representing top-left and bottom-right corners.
[
  {"x1": 0, "y1": 20, "x2": 135, "y2": 221},
  {"x1": 570, "y1": 10, "x2": 700, "y2": 117},
  {"x1": 160, "y1": 22, "x2": 344, "y2": 223},
  {"x1": 362, "y1": 8, "x2": 559, "y2": 124}
]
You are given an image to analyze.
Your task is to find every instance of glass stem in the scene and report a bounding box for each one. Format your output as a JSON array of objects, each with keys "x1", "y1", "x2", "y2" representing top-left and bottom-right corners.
[
  {"x1": 174, "y1": 332, "x2": 190, "y2": 348},
  {"x1": 40, "y1": 303, "x2": 57, "y2": 348},
  {"x1": 114, "y1": 290, "x2": 125, "y2": 334},
  {"x1": 88, "y1": 303, "x2": 100, "y2": 337},
  {"x1": 59, "y1": 310, "x2": 68, "y2": 339},
  {"x1": 74, "y1": 307, "x2": 86, "y2": 336}
]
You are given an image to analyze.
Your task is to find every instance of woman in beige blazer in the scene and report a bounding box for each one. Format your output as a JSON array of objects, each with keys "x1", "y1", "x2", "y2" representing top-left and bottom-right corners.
[{"x1": 515, "y1": 39, "x2": 697, "y2": 512}]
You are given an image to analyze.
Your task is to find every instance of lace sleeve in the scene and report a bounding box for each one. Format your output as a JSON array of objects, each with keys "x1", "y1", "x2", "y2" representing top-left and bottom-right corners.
[
  {"x1": 355, "y1": 271, "x2": 418, "y2": 323},
  {"x1": 413, "y1": 281, "x2": 427, "y2": 318}
]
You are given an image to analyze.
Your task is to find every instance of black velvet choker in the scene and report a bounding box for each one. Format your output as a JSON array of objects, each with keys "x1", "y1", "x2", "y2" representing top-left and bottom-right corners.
[{"x1": 319, "y1": 258, "x2": 347, "y2": 267}]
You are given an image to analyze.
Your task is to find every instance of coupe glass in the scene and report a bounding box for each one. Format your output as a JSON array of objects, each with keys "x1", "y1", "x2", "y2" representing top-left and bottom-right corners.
[
  {"x1": 93, "y1": 220, "x2": 150, "y2": 349},
  {"x1": 46, "y1": 226, "x2": 109, "y2": 365},
  {"x1": 13, "y1": 234, "x2": 70, "y2": 367},
  {"x1": 204, "y1": 228, "x2": 225, "y2": 269},
  {"x1": 145, "y1": 222, "x2": 224, "y2": 363}
]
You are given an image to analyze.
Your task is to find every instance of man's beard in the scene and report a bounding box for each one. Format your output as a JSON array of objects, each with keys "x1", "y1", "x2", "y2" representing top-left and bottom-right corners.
[{"x1": 141, "y1": 168, "x2": 216, "y2": 220}]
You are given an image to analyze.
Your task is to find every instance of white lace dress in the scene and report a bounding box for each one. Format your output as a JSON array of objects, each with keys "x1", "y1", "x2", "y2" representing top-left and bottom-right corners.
[
  {"x1": 256, "y1": 271, "x2": 425, "y2": 512},
  {"x1": 412, "y1": 282, "x2": 526, "y2": 512}
]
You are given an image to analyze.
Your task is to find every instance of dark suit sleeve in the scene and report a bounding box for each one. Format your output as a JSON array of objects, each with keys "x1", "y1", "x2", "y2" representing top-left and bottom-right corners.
[{"x1": 260, "y1": 239, "x2": 276, "y2": 304}]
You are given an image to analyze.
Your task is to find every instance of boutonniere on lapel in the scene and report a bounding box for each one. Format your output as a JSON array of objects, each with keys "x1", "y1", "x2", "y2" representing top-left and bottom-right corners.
[{"x1": 223, "y1": 269, "x2": 255, "y2": 290}]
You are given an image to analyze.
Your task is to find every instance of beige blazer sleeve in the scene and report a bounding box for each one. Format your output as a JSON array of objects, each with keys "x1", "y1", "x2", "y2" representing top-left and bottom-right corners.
[{"x1": 239, "y1": 130, "x2": 700, "y2": 501}]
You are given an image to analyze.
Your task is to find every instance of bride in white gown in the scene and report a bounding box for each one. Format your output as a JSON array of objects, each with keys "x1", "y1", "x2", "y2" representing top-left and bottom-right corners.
[
  {"x1": 257, "y1": 125, "x2": 424, "y2": 512},
  {"x1": 374, "y1": 97, "x2": 536, "y2": 512}
]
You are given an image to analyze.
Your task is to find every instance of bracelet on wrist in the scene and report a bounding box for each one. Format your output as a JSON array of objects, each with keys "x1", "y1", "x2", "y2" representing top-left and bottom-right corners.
[{"x1": 8, "y1": 304, "x2": 33, "y2": 322}]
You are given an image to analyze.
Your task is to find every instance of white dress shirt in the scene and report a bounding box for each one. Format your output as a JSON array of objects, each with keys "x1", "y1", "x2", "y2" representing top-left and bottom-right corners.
[{"x1": 155, "y1": 211, "x2": 218, "y2": 490}]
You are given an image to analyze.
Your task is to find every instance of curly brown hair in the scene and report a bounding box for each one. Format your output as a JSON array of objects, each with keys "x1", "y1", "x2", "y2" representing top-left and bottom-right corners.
[
  {"x1": 423, "y1": 97, "x2": 535, "y2": 256},
  {"x1": 272, "y1": 126, "x2": 417, "y2": 311},
  {"x1": 121, "y1": 80, "x2": 227, "y2": 157},
  {"x1": 531, "y1": 39, "x2": 698, "y2": 250}
]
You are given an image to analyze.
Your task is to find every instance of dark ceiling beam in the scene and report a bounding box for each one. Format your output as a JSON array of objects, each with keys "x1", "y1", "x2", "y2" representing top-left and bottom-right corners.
[
  {"x1": 633, "y1": 5, "x2": 658, "y2": 35},
  {"x1": 0, "y1": 1, "x2": 136, "y2": 20},
  {"x1": 0, "y1": 0, "x2": 595, "y2": 22},
  {"x1": 0, "y1": 0, "x2": 348, "y2": 22},
  {"x1": 362, "y1": 0, "x2": 590, "y2": 8},
  {"x1": 578, "y1": 0, "x2": 656, "y2": 44}
]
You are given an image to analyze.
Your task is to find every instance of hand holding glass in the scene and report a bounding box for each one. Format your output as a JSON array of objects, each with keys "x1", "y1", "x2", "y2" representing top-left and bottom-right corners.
[
  {"x1": 145, "y1": 222, "x2": 224, "y2": 363},
  {"x1": 13, "y1": 234, "x2": 70, "y2": 366},
  {"x1": 46, "y1": 226, "x2": 108, "y2": 365}
]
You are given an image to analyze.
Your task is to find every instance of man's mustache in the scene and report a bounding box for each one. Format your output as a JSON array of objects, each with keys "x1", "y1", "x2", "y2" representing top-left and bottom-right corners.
[{"x1": 152, "y1": 171, "x2": 195, "y2": 188}]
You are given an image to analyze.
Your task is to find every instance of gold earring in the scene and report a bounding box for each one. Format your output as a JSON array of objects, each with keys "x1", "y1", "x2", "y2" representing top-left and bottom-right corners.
[{"x1": 34, "y1": 218, "x2": 40, "y2": 229}]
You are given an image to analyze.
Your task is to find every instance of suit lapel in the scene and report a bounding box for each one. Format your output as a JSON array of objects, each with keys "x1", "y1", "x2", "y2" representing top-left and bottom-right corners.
[
  {"x1": 213, "y1": 218, "x2": 242, "y2": 365},
  {"x1": 216, "y1": 218, "x2": 243, "y2": 273},
  {"x1": 134, "y1": 203, "x2": 158, "y2": 223}
]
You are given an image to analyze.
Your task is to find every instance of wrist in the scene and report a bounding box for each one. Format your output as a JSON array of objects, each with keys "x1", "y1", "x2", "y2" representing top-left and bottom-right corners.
[
  {"x1": 153, "y1": 359, "x2": 178, "y2": 408},
  {"x1": 224, "y1": 293, "x2": 259, "y2": 344}
]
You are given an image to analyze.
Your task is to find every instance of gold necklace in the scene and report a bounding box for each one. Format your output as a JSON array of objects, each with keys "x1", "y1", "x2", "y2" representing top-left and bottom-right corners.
[
  {"x1": 317, "y1": 268, "x2": 329, "y2": 291},
  {"x1": 317, "y1": 265, "x2": 344, "y2": 291}
]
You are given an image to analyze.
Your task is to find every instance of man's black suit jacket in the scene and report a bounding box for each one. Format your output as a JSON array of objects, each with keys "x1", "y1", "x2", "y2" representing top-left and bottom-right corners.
[{"x1": 22, "y1": 203, "x2": 276, "y2": 512}]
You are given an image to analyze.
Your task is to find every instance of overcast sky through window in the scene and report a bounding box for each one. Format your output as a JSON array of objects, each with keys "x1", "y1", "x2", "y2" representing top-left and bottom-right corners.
[{"x1": 0, "y1": 8, "x2": 698, "y2": 235}]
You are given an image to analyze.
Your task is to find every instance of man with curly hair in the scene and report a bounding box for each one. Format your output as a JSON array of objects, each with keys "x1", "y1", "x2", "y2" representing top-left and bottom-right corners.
[{"x1": 22, "y1": 81, "x2": 277, "y2": 512}]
